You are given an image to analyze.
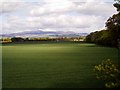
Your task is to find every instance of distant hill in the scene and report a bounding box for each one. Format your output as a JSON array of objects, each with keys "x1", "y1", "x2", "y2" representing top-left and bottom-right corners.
[{"x1": 1, "y1": 30, "x2": 88, "y2": 38}]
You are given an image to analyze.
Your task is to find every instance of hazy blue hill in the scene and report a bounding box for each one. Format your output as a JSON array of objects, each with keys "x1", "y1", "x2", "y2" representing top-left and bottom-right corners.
[{"x1": 1, "y1": 30, "x2": 88, "y2": 38}]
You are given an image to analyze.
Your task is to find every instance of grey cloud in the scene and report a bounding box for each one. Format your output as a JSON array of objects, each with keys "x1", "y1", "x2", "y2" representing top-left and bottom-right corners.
[{"x1": 1, "y1": 0, "x2": 116, "y2": 34}]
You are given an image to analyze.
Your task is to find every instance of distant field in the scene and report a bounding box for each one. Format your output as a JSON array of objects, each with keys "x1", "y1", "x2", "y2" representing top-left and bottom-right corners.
[{"x1": 2, "y1": 42, "x2": 118, "y2": 88}]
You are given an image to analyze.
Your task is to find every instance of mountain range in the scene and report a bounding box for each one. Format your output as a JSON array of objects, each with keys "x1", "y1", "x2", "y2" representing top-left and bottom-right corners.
[{"x1": 1, "y1": 30, "x2": 88, "y2": 38}]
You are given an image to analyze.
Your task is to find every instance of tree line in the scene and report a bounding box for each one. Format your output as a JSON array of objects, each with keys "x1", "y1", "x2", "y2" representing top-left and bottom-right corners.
[
  {"x1": 1, "y1": 36, "x2": 85, "y2": 43},
  {"x1": 86, "y1": 0, "x2": 120, "y2": 48}
]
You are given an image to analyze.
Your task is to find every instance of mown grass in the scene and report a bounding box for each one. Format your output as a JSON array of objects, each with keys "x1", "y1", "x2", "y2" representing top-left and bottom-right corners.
[{"x1": 2, "y1": 42, "x2": 118, "y2": 88}]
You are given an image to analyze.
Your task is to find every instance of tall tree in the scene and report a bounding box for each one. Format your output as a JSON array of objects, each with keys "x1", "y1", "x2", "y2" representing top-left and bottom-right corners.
[
  {"x1": 105, "y1": 0, "x2": 120, "y2": 48},
  {"x1": 86, "y1": 0, "x2": 120, "y2": 48}
]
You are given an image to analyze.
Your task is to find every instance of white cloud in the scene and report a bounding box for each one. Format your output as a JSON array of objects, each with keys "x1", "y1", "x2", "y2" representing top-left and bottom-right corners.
[
  {"x1": 76, "y1": 1, "x2": 116, "y2": 17},
  {"x1": 30, "y1": 0, "x2": 116, "y2": 16},
  {"x1": 2, "y1": 13, "x2": 104, "y2": 34},
  {"x1": 2, "y1": 15, "x2": 32, "y2": 33},
  {"x1": 0, "y1": 0, "x2": 117, "y2": 34},
  {"x1": 0, "y1": 0, "x2": 21, "y2": 2},
  {"x1": 0, "y1": 2, "x2": 25, "y2": 14},
  {"x1": 30, "y1": 0, "x2": 75, "y2": 16}
]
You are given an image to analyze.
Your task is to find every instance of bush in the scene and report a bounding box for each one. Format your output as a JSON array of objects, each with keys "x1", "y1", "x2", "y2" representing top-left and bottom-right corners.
[{"x1": 94, "y1": 59, "x2": 120, "y2": 88}]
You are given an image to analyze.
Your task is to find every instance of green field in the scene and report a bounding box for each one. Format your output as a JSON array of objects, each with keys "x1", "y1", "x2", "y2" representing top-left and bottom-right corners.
[{"x1": 2, "y1": 42, "x2": 119, "y2": 88}]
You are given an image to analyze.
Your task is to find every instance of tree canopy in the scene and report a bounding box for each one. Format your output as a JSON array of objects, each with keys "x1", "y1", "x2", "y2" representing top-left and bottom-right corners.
[{"x1": 86, "y1": 0, "x2": 120, "y2": 48}]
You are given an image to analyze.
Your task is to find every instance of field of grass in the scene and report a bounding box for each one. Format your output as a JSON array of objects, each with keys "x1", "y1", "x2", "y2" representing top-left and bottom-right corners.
[{"x1": 2, "y1": 42, "x2": 119, "y2": 88}]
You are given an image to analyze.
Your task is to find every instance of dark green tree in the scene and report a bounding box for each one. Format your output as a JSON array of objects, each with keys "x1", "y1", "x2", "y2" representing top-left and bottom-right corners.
[
  {"x1": 86, "y1": 0, "x2": 120, "y2": 48},
  {"x1": 105, "y1": 0, "x2": 120, "y2": 48},
  {"x1": 114, "y1": 0, "x2": 120, "y2": 11},
  {"x1": 11, "y1": 37, "x2": 24, "y2": 42}
]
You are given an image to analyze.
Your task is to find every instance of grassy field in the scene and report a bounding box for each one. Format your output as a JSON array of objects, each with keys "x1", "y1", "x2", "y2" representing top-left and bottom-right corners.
[{"x1": 2, "y1": 42, "x2": 119, "y2": 88}]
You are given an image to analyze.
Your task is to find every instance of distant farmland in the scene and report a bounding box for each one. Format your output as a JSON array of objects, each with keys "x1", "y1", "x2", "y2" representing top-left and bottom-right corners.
[{"x1": 2, "y1": 42, "x2": 118, "y2": 88}]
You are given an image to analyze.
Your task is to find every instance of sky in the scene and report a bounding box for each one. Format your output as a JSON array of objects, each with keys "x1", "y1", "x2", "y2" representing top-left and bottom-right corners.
[{"x1": 0, "y1": 0, "x2": 117, "y2": 34}]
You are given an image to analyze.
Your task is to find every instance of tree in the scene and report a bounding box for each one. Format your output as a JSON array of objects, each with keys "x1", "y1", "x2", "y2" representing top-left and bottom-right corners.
[
  {"x1": 11, "y1": 37, "x2": 24, "y2": 42},
  {"x1": 105, "y1": 0, "x2": 120, "y2": 48},
  {"x1": 94, "y1": 59, "x2": 120, "y2": 88},
  {"x1": 86, "y1": 0, "x2": 120, "y2": 48},
  {"x1": 114, "y1": 0, "x2": 120, "y2": 11}
]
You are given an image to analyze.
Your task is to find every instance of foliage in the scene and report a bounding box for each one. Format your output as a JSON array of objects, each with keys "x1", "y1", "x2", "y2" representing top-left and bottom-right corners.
[
  {"x1": 11, "y1": 37, "x2": 25, "y2": 42},
  {"x1": 94, "y1": 59, "x2": 120, "y2": 88},
  {"x1": 86, "y1": 0, "x2": 120, "y2": 48},
  {"x1": 3, "y1": 37, "x2": 85, "y2": 43},
  {"x1": 105, "y1": 13, "x2": 120, "y2": 47},
  {"x1": 114, "y1": 0, "x2": 120, "y2": 11},
  {"x1": 86, "y1": 30, "x2": 113, "y2": 46},
  {"x1": 1, "y1": 38, "x2": 12, "y2": 43}
]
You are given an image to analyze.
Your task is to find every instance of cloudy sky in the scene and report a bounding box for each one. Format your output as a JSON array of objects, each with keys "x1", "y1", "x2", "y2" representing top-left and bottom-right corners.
[{"x1": 0, "y1": 0, "x2": 117, "y2": 34}]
